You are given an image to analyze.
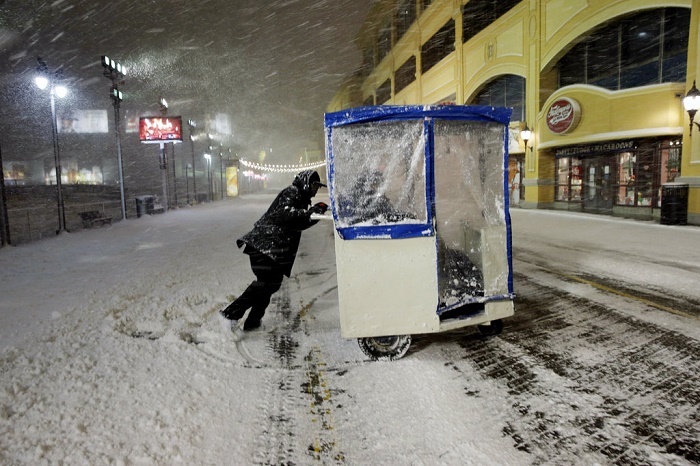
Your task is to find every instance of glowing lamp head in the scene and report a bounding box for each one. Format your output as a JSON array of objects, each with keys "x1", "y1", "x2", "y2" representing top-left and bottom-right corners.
[
  {"x1": 683, "y1": 81, "x2": 700, "y2": 113},
  {"x1": 55, "y1": 85, "x2": 68, "y2": 98},
  {"x1": 34, "y1": 76, "x2": 49, "y2": 90}
]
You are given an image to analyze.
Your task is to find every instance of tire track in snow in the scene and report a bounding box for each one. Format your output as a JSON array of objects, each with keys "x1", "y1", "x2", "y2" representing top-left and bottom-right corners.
[
  {"x1": 249, "y1": 281, "x2": 345, "y2": 465},
  {"x1": 250, "y1": 282, "x2": 301, "y2": 465},
  {"x1": 454, "y1": 271, "x2": 700, "y2": 464}
]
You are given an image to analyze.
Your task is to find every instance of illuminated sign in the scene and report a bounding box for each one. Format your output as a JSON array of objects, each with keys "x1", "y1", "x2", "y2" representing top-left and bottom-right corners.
[
  {"x1": 57, "y1": 110, "x2": 109, "y2": 134},
  {"x1": 139, "y1": 116, "x2": 183, "y2": 143},
  {"x1": 546, "y1": 97, "x2": 581, "y2": 135}
]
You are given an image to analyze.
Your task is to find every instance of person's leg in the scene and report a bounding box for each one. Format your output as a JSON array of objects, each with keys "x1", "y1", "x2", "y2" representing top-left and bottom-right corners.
[
  {"x1": 242, "y1": 254, "x2": 284, "y2": 329},
  {"x1": 220, "y1": 280, "x2": 259, "y2": 320},
  {"x1": 243, "y1": 280, "x2": 282, "y2": 329},
  {"x1": 220, "y1": 252, "x2": 270, "y2": 321},
  {"x1": 221, "y1": 252, "x2": 284, "y2": 324}
]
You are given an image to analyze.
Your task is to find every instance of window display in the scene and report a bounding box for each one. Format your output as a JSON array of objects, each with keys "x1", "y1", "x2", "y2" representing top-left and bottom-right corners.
[
  {"x1": 555, "y1": 157, "x2": 582, "y2": 201},
  {"x1": 3, "y1": 163, "x2": 26, "y2": 186},
  {"x1": 556, "y1": 139, "x2": 675, "y2": 209},
  {"x1": 618, "y1": 152, "x2": 636, "y2": 205}
]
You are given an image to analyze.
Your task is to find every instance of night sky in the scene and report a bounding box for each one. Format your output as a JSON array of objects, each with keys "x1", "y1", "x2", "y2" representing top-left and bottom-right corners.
[{"x1": 0, "y1": 0, "x2": 375, "y2": 161}]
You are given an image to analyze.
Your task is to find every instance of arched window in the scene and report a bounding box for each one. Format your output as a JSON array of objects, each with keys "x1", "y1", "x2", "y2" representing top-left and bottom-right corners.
[
  {"x1": 556, "y1": 8, "x2": 690, "y2": 90},
  {"x1": 470, "y1": 75, "x2": 526, "y2": 122}
]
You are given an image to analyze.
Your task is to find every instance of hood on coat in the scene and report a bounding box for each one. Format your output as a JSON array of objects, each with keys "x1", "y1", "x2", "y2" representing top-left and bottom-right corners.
[{"x1": 293, "y1": 170, "x2": 326, "y2": 193}]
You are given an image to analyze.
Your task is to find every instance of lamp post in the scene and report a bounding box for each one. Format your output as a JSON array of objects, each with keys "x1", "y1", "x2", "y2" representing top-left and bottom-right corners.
[
  {"x1": 204, "y1": 153, "x2": 212, "y2": 201},
  {"x1": 683, "y1": 80, "x2": 700, "y2": 135},
  {"x1": 185, "y1": 163, "x2": 191, "y2": 204},
  {"x1": 0, "y1": 139, "x2": 10, "y2": 246},
  {"x1": 171, "y1": 142, "x2": 178, "y2": 208},
  {"x1": 158, "y1": 97, "x2": 169, "y2": 211},
  {"x1": 101, "y1": 55, "x2": 127, "y2": 220},
  {"x1": 187, "y1": 119, "x2": 197, "y2": 203},
  {"x1": 219, "y1": 145, "x2": 225, "y2": 200},
  {"x1": 35, "y1": 57, "x2": 68, "y2": 234}
]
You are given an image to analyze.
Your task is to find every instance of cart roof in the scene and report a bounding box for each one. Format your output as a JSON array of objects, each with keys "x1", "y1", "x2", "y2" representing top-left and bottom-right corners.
[{"x1": 324, "y1": 104, "x2": 512, "y2": 128}]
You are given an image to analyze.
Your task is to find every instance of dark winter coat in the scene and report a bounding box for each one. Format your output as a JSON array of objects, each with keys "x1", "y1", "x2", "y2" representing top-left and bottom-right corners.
[{"x1": 236, "y1": 171, "x2": 320, "y2": 277}]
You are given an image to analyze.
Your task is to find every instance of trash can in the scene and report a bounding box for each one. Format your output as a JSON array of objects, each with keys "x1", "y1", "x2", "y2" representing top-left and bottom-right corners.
[
  {"x1": 660, "y1": 183, "x2": 688, "y2": 225},
  {"x1": 135, "y1": 195, "x2": 155, "y2": 218}
]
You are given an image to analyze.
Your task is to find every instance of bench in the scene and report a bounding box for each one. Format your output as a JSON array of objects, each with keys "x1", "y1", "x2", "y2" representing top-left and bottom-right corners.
[{"x1": 79, "y1": 210, "x2": 113, "y2": 228}]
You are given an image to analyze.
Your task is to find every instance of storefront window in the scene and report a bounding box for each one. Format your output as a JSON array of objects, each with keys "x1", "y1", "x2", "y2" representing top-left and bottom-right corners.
[
  {"x1": 615, "y1": 142, "x2": 674, "y2": 207},
  {"x1": 617, "y1": 152, "x2": 636, "y2": 205},
  {"x1": 661, "y1": 142, "x2": 681, "y2": 183},
  {"x1": 556, "y1": 139, "x2": 674, "y2": 210},
  {"x1": 571, "y1": 159, "x2": 582, "y2": 200},
  {"x1": 3, "y1": 162, "x2": 27, "y2": 186},
  {"x1": 44, "y1": 160, "x2": 105, "y2": 186},
  {"x1": 508, "y1": 156, "x2": 523, "y2": 204},
  {"x1": 555, "y1": 158, "x2": 569, "y2": 201},
  {"x1": 4, "y1": 159, "x2": 107, "y2": 187},
  {"x1": 636, "y1": 150, "x2": 655, "y2": 207},
  {"x1": 616, "y1": 152, "x2": 655, "y2": 206},
  {"x1": 555, "y1": 157, "x2": 582, "y2": 201}
]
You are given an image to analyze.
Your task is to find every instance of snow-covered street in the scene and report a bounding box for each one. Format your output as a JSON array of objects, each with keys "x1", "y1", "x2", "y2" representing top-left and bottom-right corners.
[{"x1": 1, "y1": 194, "x2": 699, "y2": 465}]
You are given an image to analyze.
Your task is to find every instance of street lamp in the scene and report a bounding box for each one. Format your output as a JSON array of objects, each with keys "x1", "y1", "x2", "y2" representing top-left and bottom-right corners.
[
  {"x1": 204, "y1": 153, "x2": 212, "y2": 201},
  {"x1": 187, "y1": 119, "x2": 197, "y2": 202},
  {"x1": 0, "y1": 139, "x2": 11, "y2": 246},
  {"x1": 35, "y1": 57, "x2": 68, "y2": 234},
  {"x1": 170, "y1": 142, "x2": 178, "y2": 208},
  {"x1": 683, "y1": 80, "x2": 700, "y2": 135},
  {"x1": 101, "y1": 55, "x2": 127, "y2": 220},
  {"x1": 157, "y1": 97, "x2": 169, "y2": 211},
  {"x1": 219, "y1": 145, "x2": 224, "y2": 200},
  {"x1": 185, "y1": 163, "x2": 192, "y2": 204}
]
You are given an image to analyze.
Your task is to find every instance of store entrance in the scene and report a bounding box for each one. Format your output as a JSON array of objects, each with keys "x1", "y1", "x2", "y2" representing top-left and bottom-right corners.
[{"x1": 582, "y1": 156, "x2": 614, "y2": 213}]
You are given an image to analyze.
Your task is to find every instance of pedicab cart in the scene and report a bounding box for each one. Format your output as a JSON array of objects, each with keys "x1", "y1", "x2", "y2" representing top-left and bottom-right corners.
[{"x1": 323, "y1": 105, "x2": 515, "y2": 360}]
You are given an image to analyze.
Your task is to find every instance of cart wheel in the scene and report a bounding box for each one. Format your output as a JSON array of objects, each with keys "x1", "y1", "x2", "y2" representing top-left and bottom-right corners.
[
  {"x1": 358, "y1": 335, "x2": 412, "y2": 361},
  {"x1": 477, "y1": 319, "x2": 503, "y2": 337}
]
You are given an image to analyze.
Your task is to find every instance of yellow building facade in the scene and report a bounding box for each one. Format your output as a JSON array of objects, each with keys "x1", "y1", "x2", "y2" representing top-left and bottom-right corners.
[{"x1": 328, "y1": 0, "x2": 700, "y2": 225}]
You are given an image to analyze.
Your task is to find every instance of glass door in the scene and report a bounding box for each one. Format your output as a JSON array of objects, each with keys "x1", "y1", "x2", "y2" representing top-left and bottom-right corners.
[{"x1": 582, "y1": 156, "x2": 614, "y2": 213}]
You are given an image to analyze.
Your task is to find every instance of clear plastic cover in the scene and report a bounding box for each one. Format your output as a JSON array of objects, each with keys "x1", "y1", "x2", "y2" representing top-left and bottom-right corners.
[
  {"x1": 433, "y1": 119, "x2": 508, "y2": 308},
  {"x1": 330, "y1": 120, "x2": 427, "y2": 229}
]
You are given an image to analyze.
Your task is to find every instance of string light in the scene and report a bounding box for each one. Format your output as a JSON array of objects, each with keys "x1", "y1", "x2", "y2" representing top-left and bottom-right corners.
[{"x1": 238, "y1": 159, "x2": 326, "y2": 173}]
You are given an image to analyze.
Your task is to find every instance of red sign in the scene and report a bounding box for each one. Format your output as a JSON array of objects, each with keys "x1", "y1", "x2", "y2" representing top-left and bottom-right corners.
[
  {"x1": 139, "y1": 116, "x2": 183, "y2": 143},
  {"x1": 546, "y1": 97, "x2": 581, "y2": 134}
]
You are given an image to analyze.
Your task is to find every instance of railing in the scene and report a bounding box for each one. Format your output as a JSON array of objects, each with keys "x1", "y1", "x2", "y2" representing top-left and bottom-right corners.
[
  {"x1": 3, "y1": 185, "x2": 124, "y2": 244},
  {"x1": 7, "y1": 200, "x2": 123, "y2": 244}
]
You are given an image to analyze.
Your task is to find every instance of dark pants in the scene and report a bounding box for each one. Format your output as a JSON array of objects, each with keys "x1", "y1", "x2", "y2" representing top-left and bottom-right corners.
[{"x1": 222, "y1": 251, "x2": 284, "y2": 325}]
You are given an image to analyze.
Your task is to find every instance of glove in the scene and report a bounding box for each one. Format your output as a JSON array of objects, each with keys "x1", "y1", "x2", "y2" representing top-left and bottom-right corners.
[{"x1": 309, "y1": 202, "x2": 328, "y2": 215}]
